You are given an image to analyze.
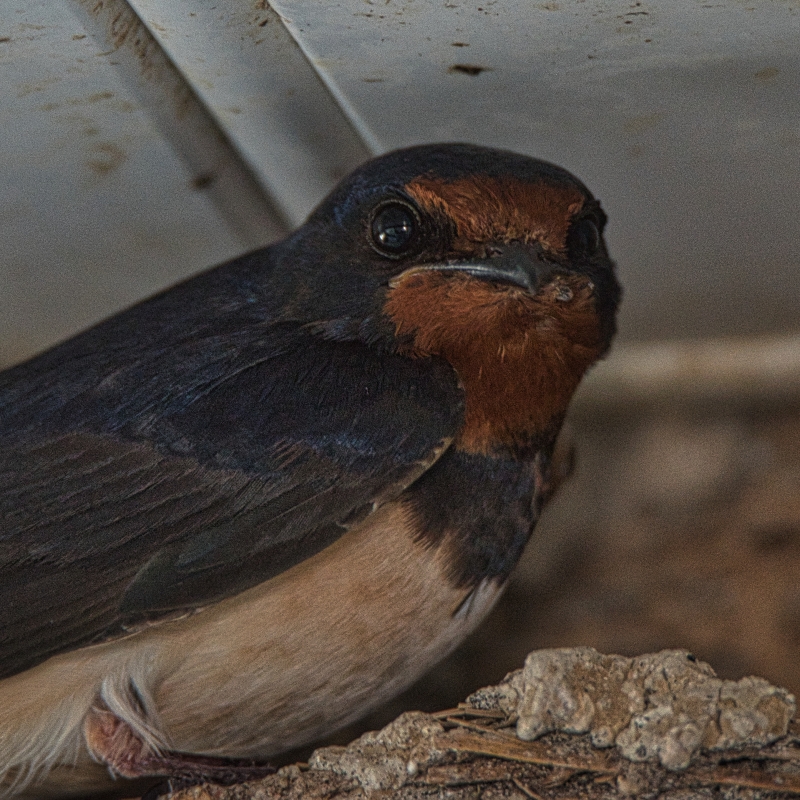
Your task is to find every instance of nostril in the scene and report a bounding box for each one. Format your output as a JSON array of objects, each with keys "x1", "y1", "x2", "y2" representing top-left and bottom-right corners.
[{"x1": 486, "y1": 244, "x2": 504, "y2": 258}]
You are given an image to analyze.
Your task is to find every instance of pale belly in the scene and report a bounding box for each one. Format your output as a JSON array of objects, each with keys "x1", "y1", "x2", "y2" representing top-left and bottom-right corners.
[{"x1": 0, "y1": 500, "x2": 503, "y2": 797}]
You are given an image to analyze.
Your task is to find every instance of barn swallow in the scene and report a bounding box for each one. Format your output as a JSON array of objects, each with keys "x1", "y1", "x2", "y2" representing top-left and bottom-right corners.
[{"x1": 0, "y1": 143, "x2": 620, "y2": 798}]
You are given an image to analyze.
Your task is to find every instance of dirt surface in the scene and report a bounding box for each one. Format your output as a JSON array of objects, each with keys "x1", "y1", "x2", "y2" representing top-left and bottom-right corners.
[
  {"x1": 166, "y1": 720, "x2": 800, "y2": 799},
  {"x1": 162, "y1": 661, "x2": 800, "y2": 800}
]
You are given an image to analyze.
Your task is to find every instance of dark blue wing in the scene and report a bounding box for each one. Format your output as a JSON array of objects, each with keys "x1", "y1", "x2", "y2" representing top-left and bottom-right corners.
[{"x1": 0, "y1": 261, "x2": 463, "y2": 679}]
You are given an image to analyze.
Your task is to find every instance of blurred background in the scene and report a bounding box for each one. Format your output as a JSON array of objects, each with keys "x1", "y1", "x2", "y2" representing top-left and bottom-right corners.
[{"x1": 2, "y1": 0, "x2": 799, "y2": 757}]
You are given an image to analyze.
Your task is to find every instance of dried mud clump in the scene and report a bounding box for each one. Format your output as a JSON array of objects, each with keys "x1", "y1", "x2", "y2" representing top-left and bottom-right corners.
[{"x1": 468, "y1": 646, "x2": 796, "y2": 770}]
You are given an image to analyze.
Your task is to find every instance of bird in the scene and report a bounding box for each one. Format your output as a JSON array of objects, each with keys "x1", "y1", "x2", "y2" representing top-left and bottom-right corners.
[{"x1": 0, "y1": 143, "x2": 621, "y2": 798}]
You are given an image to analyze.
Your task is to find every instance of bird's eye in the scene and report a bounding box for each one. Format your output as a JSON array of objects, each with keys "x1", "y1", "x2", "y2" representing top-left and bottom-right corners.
[
  {"x1": 369, "y1": 201, "x2": 419, "y2": 257},
  {"x1": 567, "y1": 217, "x2": 601, "y2": 257}
]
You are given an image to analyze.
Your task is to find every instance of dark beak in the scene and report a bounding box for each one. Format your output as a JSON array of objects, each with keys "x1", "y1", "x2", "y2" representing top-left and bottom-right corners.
[{"x1": 390, "y1": 242, "x2": 558, "y2": 294}]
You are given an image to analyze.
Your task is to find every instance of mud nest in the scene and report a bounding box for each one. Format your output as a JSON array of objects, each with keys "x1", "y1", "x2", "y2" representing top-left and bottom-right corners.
[{"x1": 157, "y1": 647, "x2": 800, "y2": 800}]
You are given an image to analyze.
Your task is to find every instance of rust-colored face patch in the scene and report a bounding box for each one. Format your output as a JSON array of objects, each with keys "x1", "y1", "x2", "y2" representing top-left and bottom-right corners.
[
  {"x1": 385, "y1": 271, "x2": 606, "y2": 455},
  {"x1": 405, "y1": 174, "x2": 585, "y2": 255}
]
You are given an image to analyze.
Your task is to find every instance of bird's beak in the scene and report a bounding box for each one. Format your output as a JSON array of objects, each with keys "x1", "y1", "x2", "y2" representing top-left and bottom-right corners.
[{"x1": 389, "y1": 242, "x2": 560, "y2": 295}]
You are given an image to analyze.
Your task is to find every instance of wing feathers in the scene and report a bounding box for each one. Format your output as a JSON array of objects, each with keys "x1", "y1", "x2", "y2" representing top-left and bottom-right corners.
[{"x1": 0, "y1": 331, "x2": 463, "y2": 678}]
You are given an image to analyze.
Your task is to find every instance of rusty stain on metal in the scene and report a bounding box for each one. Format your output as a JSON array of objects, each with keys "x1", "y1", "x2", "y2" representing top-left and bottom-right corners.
[
  {"x1": 191, "y1": 172, "x2": 215, "y2": 190},
  {"x1": 755, "y1": 66, "x2": 779, "y2": 81},
  {"x1": 623, "y1": 111, "x2": 665, "y2": 135},
  {"x1": 81, "y1": 0, "x2": 194, "y2": 119},
  {"x1": 448, "y1": 63, "x2": 491, "y2": 76},
  {"x1": 86, "y1": 141, "x2": 127, "y2": 175}
]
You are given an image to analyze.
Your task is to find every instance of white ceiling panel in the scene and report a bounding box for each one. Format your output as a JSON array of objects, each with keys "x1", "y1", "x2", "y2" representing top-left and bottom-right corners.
[
  {"x1": 0, "y1": 0, "x2": 278, "y2": 365},
  {"x1": 270, "y1": 0, "x2": 800, "y2": 342},
  {"x1": 124, "y1": 0, "x2": 371, "y2": 227},
  {"x1": 1, "y1": 0, "x2": 798, "y2": 368}
]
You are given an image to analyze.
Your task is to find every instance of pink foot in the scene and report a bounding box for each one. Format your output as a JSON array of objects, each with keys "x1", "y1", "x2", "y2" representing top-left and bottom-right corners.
[{"x1": 84, "y1": 707, "x2": 274, "y2": 789}]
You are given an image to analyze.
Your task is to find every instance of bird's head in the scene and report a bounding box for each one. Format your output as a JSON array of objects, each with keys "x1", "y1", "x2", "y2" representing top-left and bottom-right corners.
[{"x1": 275, "y1": 143, "x2": 621, "y2": 456}]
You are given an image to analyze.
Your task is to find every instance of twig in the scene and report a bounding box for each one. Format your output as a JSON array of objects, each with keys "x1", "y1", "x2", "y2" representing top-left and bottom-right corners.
[
  {"x1": 512, "y1": 776, "x2": 545, "y2": 799},
  {"x1": 441, "y1": 716, "x2": 515, "y2": 735},
  {"x1": 436, "y1": 730, "x2": 615, "y2": 775},
  {"x1": 432, "y1": 706, "x2": 507, "y2": 720},
  {"x1": 689, "y1": 765, "x2": 800, "y2": 795}
]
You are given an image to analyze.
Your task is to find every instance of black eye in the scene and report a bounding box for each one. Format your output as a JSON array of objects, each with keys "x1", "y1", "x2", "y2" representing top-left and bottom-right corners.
[
  {"x1": 568, "y1": 217, "x2": 601, "y2": 256},
  {"x1": 369, "y1": 201, "x2": 419, "y2": 257}
]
